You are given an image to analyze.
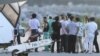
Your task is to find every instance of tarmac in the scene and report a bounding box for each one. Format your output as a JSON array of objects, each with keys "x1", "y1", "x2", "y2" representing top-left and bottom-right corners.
[
  {"x1": 0, "y1": 31, "x2": 100, "y2": 56},
  {"x1": 0, "y1": 52, "x2": 100, "y2": 56}
]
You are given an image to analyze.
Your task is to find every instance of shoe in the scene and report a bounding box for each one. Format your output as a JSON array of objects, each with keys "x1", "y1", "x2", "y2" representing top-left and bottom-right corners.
[
  {"x1": 81, "y1": 50, "x2": 89, "y2": 53},
  {"x1": 94, "y1": 52, "x2": 99, "y2": 53},
  {"x1": 57, "y1": 51, "x2": 60, "y2": 53},
  {"x1": 85, "y1": 50, "x2": 89, "y2": 53},
  {"x1": 81, "y1": 51, "x2": 85, "y2": 53},
  {"x1": 51, "y1": 51, "x2": 54, "y2": 53}
]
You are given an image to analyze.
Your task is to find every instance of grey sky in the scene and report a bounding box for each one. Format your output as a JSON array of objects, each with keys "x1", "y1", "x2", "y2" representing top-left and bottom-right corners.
[
  {"x1": 0, "y1": 0, "x2": 25, "y2": 4},
  {"x1": 27, "y1": 0, "x2": 100, "y2": 6}
]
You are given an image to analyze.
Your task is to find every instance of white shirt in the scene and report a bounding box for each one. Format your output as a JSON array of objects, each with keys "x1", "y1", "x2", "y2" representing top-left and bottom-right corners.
[
  {"x1": 86, "y1": 21, "x2": 97, "y2": 36},
  {"x1": 59, "y1": 19, "x2": 64, "y2": 23},
  {"x1": 29, "y1": 18, "x2": 40, "y2": 29},
  {"x1": 60, "y1": 20, "x2": 64, "y2": 35}
]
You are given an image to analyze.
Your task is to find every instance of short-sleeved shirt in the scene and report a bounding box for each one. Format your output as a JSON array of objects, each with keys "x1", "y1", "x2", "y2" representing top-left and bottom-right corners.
[{"x1": 29, "y1": 18, "x2": 40, "y2": 29}]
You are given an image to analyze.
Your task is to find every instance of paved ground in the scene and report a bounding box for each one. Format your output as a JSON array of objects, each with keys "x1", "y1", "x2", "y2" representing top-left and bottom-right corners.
[
  {"x1": 0, "y1": 31, "x2": 100, "y2": 56},
  {"x1": 0, "y1": 52, "x2": 100, "y2": 56}
]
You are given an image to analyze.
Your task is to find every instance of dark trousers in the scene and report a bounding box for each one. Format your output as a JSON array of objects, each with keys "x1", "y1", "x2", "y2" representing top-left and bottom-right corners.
[
  {"x1": 51, "y1": 33, "x2": 60, "y2": 53},
  {"x1": 30, "y1": 29, "x2": 39, "y2": 52},
  {"x1": 14, "y1": 29, "x2": 21, "y2": 44},
  {"x1": 31, "y1": 37, "x2": 38, "y2": 52},
  {"x1": 68, "y1": 35, "x2": 76, "y2": 53},
  {"x1": 51, "y1": 40, "x2": 60, "y2": 53},
  {"x1": 60, "y1": 34, "x2": 68, "y2": 52},
  {"x1": 17, "y1": 34, "x2": 21, "y2": 44},
  {"x1": 93, "y1": 35, "x2": 99, "y2": 53}
]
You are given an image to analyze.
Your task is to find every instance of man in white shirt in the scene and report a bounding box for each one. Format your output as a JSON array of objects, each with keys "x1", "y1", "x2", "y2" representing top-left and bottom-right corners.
[
  {"x1": 28, "y1": 13, "x2": 40, "y2": 52},
  {"x1": 84, "y1": 17, "x2": 97, "y2": 53},
  {"x1": 29, "y1": 14, "x2": 40, "y2": 30}
]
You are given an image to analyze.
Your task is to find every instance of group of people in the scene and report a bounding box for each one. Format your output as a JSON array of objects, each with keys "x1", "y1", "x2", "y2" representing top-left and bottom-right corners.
[
  {"x1": 42, "y1": 14, "x2": 99, "y2": 54},
  {"x1": 14, "y1": 13, "x2": 99, "y2": 54}
]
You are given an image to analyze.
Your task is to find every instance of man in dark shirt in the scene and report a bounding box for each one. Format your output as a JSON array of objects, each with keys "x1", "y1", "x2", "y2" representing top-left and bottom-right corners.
[
  {"x1": 51, "y1": 16, "x2": 61, "y2": 53},
  {"x1": 93, "y1": 30, "x2": 99, "y2": 53}
]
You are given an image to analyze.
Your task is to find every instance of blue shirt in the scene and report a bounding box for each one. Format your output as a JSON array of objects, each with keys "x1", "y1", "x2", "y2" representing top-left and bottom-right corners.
[{"x1": 67, "y1": 21, "x2": 78, "y2": 35}]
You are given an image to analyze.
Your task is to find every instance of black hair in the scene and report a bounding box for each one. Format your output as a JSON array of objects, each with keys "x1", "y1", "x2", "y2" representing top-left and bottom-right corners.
[
  {"x1": 43, "y1": 17, "x2": 47, "y2": 19},
  {"x1": 61, "y1": 14, "x2": 65, "y2": 19},
  {"x1": 55, "y1": 16, "x2": 59, "y2": 21},
  {"x1": 32, "y1": 13, "x2": 37, "y2": 18},
  {"x1": 69, "y1": 16, "x2": 74, "y2": 21},
  {"x1": 67, "y1": 13, "x2": 72, "y2": 18},
  {"x1": 43, "y1": 17, "x2": 47, "y2": 22},
  {"x1": 76, "y1": 17, "x2": 80, "y2": 22},
  {"x1": 49, "y1": 16, "x2": 52, "y2": 19},
  {"x1": 89, "y1": 17, "x2": 95, "y2": 21}
]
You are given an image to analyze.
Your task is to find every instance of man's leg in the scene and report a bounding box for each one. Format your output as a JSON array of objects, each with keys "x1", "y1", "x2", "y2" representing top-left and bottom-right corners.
[
  {"x1": 63, "y1": 35, "x2": 68, "y2": 52},
  {"x1": 72, "y1": 35, "x2": 76, "y2": 53},
  {"x1": 88, "y1": 36, "x2": 94, "y2": 53},
  {"x1": 57, "y1": 39, "x2": 60, "y2": 53},
  {"x1": 68, "y1": 35, "x2": 71, "y2": 53},
  {"x1": 93, "y1": 36, "x2": 99, "y2": 53},
  {"x1": 33, "y1": 37, "x2": 38, "y2": 52},
  {"x1": 51, "y1": 40, "x2": 55, "y2": 53},
  {"x1": 79, "y1": 37, "x2": 84, "y2": 52},
  {"x1": 17, "y1": 34, "x2": 21, "y2": 44},
  {"x1": 43, "y1": 32, "x2": 49, "y2": 51},
  {"x1": 75, "y1": 37, "x2": 79, "y2": 53},
  {"x1": 60, "y1": 35, "x2": 64, "y2": 52},
  {"x1": 83, "y1": 36, "x2": 89, "y2": 52}
]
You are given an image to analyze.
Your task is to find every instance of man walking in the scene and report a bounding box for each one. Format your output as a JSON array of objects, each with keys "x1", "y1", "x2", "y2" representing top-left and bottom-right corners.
[{"x1": 28, "y1": 13, "x2": 40, "y2": 52}]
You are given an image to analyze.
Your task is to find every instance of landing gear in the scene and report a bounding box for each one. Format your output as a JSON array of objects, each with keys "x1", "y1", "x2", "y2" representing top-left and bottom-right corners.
[{"x1": 12, "y1": 50, "x2": 28, "y2": 56}]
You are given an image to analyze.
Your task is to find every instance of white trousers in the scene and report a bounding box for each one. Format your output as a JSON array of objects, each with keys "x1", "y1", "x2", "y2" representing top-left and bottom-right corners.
[{"x1": 83, "y1": 34, "x2": 94, "y2": 53}]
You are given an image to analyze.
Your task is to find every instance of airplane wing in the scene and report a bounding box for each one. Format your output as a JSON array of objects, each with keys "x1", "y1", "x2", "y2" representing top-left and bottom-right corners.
[{"x1": 6, "y1": 39, "x2": 52, "y2": 54}]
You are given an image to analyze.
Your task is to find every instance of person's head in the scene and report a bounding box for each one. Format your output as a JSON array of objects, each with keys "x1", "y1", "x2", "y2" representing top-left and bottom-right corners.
[
  {"x1": 32, "y1": 13, "x2": 37, "y2": 19},
  {"x1": 67, "y1": 13, "x2": 72, "y2": 18},
  {"x1": 58, "y1": 15, "x2": 62, "y2": 20},
  {"x1": 49, "y1": 16, "x2": 52, "y2": 19},
  {"x1": 64, "y1": 16, "x2": 68, "y2": 20},
  {"x1": 55, "y1": 16, "x2": 59, "y2": 22},
  {"x1": 76, "y1": 17, "x2": 80, "y2": 22},
  {"x1": 84, "y1": 16, "x2": 89, "y2": 22},
  {"x1": 61, "y1": 14, "x2": 65, "y2": 20},
  {"x1": 89, "y1": 17, "x2": 95, "y2": 22},
  {"x1": 43, "y1": 17, "x2": 47, "y2": 22},
  {"x1": 69, "y1": 15, "x2": 74, "y2": 21}
]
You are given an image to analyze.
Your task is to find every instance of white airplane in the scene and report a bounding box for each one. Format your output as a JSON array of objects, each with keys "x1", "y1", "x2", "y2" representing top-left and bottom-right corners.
[{"x1": 6, "y1": 39, "x2": 52, "y2": 54}]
